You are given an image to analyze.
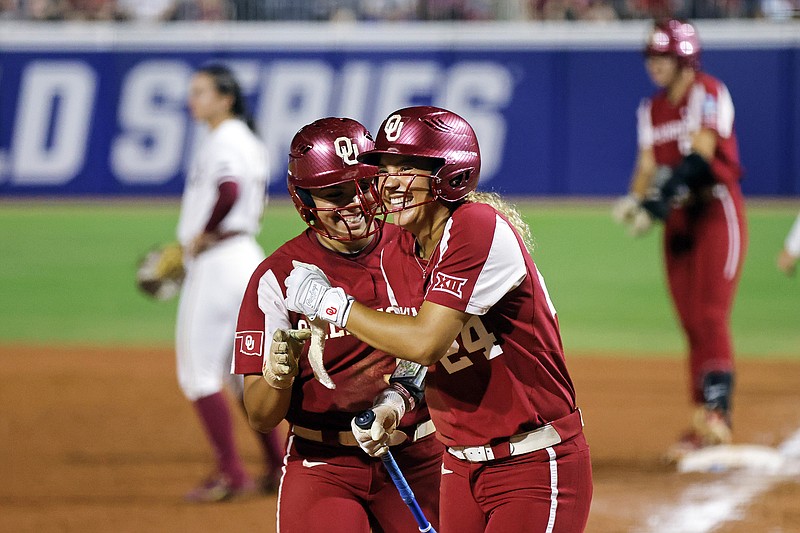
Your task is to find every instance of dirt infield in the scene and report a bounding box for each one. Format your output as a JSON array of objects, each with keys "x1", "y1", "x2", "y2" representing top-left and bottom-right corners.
[{"x1": 1, "y1": 345, "x2": 798, "y2": 533}]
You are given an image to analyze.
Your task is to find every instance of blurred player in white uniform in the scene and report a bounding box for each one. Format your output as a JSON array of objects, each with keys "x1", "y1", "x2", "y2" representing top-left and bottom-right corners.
[
  {"x1": 777, "y1": 211, "x2": 800, "y2": 276},
  {"x1": 176, "y1": 63, "x2": 282, "y2": 502}
]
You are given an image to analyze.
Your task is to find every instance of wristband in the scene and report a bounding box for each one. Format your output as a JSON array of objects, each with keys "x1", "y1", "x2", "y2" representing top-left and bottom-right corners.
[{"x1": 373, "y1": 386, "x2": 408, "y2": 421}]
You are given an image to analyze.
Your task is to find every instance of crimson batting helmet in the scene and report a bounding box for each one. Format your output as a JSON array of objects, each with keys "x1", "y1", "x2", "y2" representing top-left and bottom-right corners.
[
  {"x1": 287, "y1": 117, "x2": 382, "y2": 241},
  {"x1": 358, "y1": 106, "x2": 481, "y2": 204},
  {"x1": 644, "y1": 19, "x2": 701, "y2": 71}
]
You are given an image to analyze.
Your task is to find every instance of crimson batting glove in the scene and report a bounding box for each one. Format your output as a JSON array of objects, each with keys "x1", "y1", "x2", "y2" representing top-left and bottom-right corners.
[
  {"x1": 285, "y1": 260, "x2": 354, "y2": 328},
  {"x1": 351, "y1": 388, "x2": 409, "y2": 457}
]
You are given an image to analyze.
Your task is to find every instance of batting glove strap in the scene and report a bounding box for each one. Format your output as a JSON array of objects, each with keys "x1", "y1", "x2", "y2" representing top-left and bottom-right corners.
[{"x1": 317, "y1": 287, "x2": 355, "y2": 329}]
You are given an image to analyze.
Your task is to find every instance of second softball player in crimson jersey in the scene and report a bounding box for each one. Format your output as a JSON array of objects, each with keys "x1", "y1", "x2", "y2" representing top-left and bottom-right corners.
[
  {"x1": 615, "y1": 19, "x2": 747, "y2": 457},
  {"x1": 286, "y1": 106, "x2": 592, "y2": 533},
  {"x1": 233, "y1": 118, "x2": 443, "y2": 533}
]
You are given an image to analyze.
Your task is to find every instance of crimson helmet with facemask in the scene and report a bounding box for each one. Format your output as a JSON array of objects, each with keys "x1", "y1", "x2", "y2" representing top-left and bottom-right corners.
[
  {"x1": 357, "y1": 106, "x2": 480, "y2": 212},
  {"x1": 287, "y1": 117, "x2": 382, "y2": 241}
]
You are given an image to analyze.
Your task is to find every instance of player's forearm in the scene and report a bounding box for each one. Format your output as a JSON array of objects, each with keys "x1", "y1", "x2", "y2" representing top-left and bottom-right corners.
[
  {"x1": 243, "y1": 374, "x2": 291, "y2": 432},
  {"x1": 346, "y1": 303, "x2": 447, "y2": 366},
  {"x1": 204, "y1": 179, "x2": 239, "y2": 232},
  {"x1": 630, "y1": 150, "x2": 656, "y2": 197},
  {"x1": 690, "y1": 129, "x2": 717, "y2": 162}
]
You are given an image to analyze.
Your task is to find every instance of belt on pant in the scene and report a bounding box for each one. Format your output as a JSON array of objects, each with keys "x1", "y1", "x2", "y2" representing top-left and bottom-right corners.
[
  {"x1": 291, "y1": 419, "x2": 436, "y2": 447},
  {"x1": 447, "y1": 409, "x2": 584, "y2": 463}
]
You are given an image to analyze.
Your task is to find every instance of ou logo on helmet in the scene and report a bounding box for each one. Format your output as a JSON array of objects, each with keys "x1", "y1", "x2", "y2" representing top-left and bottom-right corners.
[
  {"x1": 334, "y1": 136, "x2": 359, "y2": 165},
  {"x1": 384, "y1": 114, "x2": 404, "y2": 141}
]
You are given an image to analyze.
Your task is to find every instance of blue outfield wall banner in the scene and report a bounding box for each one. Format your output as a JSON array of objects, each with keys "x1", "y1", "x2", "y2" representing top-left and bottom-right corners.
[{"x1": 0, "y1": 22, "x2": 798, "y2": 198}]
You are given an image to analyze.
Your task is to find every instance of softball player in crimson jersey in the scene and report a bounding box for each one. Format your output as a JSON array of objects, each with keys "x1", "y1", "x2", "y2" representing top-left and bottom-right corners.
[
  {"x1": 285, "y1": 107, "x2": 592, "y2": 533},
  {"x1": 234, "y1": 118, "x2": 442, "y2": 533},
  {"x1": 176, "y1": 64, "x2": 283, "y2": 502},
  {"x1": 615, "y1": 20, "x2": 747, "y2": 456}
]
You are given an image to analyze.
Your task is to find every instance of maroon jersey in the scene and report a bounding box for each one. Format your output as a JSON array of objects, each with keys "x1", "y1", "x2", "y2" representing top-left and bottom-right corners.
[
  {"x1": 233, "y1": 223, "x2": 429, "y2": 433},
  {"x1": 637, "y1": 71, "x2": 741, "y2": 186},
  {"x1": 420, "y1": 201, "x2": 577, "y2": 448}
]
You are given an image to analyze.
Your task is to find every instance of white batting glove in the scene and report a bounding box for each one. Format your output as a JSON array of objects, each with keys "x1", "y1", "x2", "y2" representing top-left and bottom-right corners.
[
  {"x1": 285, "y1": 260, "x2": 354, "y2": 328},
  {"x1": 262, "y1": 328, "x2": 312, "y2": 390},
  {"x1": 351, "y1": 388, "x2": 409, "y2": 457}
]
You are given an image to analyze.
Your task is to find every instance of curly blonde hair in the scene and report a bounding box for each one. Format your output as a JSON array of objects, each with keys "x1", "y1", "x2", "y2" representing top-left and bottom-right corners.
[{"x1": 464, "y1": 191, "x2": 534, "y2": 252}]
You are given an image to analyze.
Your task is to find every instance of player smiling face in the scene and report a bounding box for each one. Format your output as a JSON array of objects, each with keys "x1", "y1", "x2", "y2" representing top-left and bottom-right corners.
[
  {"x1": 376, "y1": 155, "x2": 438, "y2": 231},
  {"x1": 308, "y1": 178, "x2": 379, "y2": 251}
]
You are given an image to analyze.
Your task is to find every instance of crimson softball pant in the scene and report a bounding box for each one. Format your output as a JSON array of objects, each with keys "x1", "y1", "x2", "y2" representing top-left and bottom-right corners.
[
  {"x1": 664, "y1": 185, "x2": 747, "y2": 404},
  {"x1": 276, "y1": 433, "x2": 443, "y2": 533},
  {"x1": 439, "y1": 432, "x2": 592, "y2": 533}
]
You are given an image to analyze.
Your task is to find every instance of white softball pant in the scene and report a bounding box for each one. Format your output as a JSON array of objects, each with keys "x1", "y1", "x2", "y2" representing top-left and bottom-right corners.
[{"x1": 176, "y1": 236, "x2": 264, "y2": 401}]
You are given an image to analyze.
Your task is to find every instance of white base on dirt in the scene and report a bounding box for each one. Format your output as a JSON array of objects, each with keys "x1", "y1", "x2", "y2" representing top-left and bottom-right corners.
[{"x1": 677, "y1": 444, "x2": 785, "y2": 474}]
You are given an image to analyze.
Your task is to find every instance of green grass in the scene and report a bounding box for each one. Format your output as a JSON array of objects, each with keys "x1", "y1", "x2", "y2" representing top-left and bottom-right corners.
[
  {"x1": 0, "y1": 201, "x2": 307, "y2": 347},
  {"x1": 522, "y1": 201, "x2": 800, "y2": 358},
  {"x1": 0, "y1": 199, "x2": 798, "y2": 358}
]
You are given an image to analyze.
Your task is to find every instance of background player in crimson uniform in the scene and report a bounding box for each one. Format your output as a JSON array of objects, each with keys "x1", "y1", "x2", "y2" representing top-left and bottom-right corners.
[
  {"x1": 176, "y1": 64, "x2": 283, "y2": 502},
  {"x1": 613, "y1": 20, "x2": 747, "y2": 457},
  {"x1": 233, "y1": 118, "x2": 442, "y2": 533},
  {"x1": 286, "y1": 106, "x2": 592, "y2": 533}
]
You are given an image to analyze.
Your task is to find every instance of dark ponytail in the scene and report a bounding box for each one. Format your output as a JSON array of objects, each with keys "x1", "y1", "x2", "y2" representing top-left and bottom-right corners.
[{"x1": 196, "y1": 63, "x2": 257, "y2": 134}]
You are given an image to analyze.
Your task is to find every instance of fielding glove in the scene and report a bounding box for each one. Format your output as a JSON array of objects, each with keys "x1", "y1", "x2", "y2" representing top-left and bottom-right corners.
[{"x1": 135, "y1": 242, "x2": 185, "y2": 301}]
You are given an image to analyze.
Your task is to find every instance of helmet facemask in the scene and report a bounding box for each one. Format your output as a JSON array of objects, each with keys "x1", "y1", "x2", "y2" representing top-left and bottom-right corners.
[
  {"x1": 293, "y1": 177, "x2": 384, "y2": 242},
  {"x1": 287, "y1": 117, "x2": 383, "y2": 243},
  {"x1": 379, "y1": 173, "x2": 436, "y2": 214},
  {"x1": 370, "y1": 154, "x2": 446, "y2": 216}
]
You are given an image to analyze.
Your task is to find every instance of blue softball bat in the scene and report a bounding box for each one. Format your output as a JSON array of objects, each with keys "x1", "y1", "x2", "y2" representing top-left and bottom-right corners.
[{"x1": 354, "y1": 410, "x2": 437, "y2": 533}]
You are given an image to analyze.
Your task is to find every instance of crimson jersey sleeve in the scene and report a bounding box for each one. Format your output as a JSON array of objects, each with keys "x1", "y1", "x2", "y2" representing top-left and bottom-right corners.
[
  {"x1": 689, "y1": 73, "x2": 741, "y2": 185},
  {"x1": 425, "y1": 203, "x2": 526, "y2": 314},
  {"x1": 233, "y1": 261, "x2": 290, "y2": 376},
  {"x1": 687, "y1": 73, "x2": 735, "y2": 139}
]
